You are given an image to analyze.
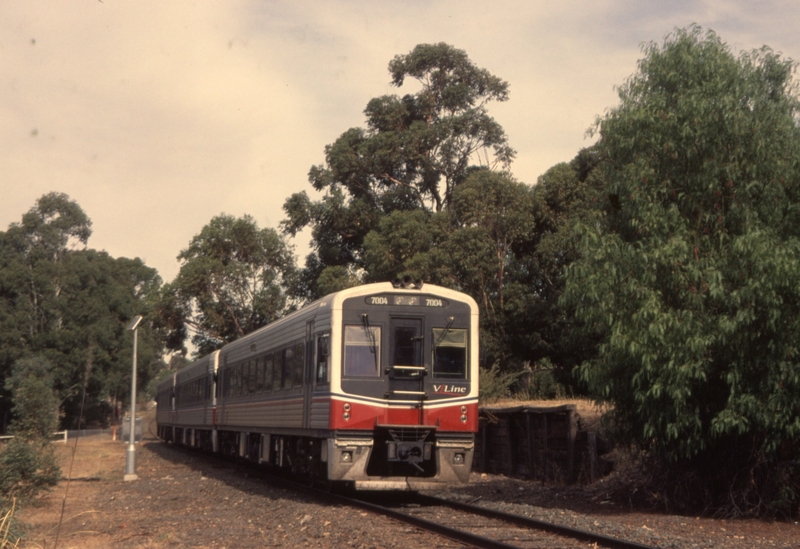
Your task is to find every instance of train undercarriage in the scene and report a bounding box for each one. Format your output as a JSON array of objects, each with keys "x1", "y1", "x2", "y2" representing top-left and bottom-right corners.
[{"x1": 159, "y1": 425, "x2": 474, "y2": 490}]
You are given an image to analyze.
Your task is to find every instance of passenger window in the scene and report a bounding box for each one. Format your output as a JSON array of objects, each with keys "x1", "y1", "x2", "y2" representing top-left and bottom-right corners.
[
  {"x1": 264, "y1": 354, "x2": 274, "y2": 392},
  {"x1": 247, "y1": 360, "x2": 256, "y2": 394},
  {"x1": 255, "y1": 358, "x2": 264, "y2": 392},
  {"x1": 294, "y1": 343, "x2": 305, "y2": 386},
  {"x1": 274, "y1": 352, "x2": 283, "y2": 390},
  {"x1": 432, "y1": 328, "x2": 468, "y2": 379},
  {"x1": 282, "y1": 347, "x2": 294, "y2": 389},
  {"x1": 316, "y1": 335, "x2": 330, "y2": 384},
  {"x1": 344, "y1": 325, "x2": 381, "y2": 377}
]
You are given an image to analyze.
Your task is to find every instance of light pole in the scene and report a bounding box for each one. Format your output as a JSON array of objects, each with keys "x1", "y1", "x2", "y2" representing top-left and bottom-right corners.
[{"x1": 124, "y1": 315, "x2": 143, "y2": 481}]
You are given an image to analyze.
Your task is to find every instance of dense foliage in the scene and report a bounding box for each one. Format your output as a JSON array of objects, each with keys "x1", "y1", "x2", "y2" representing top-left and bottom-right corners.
[
  {"x1": 282, "y1": 43, "x2": 599, "y2": 375},
  {"x1": 0, "y1": 357, "x2": 61, "y2": 505},
  {"x1": 564, "y1": 27, "x2": 800, "y2": 516},
  {"x1": 0, "y1": 193, "x2": 162, "y2": 430},
  {"x1": 155, "y1": 214, "x2": 297, "y2": 358},
  {"x1": 282, "y1": 43, "x2": 515, "y2": 298}
]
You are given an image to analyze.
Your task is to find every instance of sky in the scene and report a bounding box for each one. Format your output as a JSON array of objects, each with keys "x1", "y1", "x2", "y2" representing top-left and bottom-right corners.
[{"x1": 2, "y1": 1, "x2": 799, "y2": 282}]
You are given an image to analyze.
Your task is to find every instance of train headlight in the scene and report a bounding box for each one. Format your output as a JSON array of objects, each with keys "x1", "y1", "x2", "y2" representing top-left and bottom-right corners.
[
  {"x1": 341, "y1": 451, "x2": 353, "y2": 463},
  {"x1": 453, "y1": 452, "x2": 465, "y2": 464},
  {"x1": 343, "y1": 412, "x2": 351, "y2": 420},
  {"x1": 460, "y1": 414, "x2": 467, "y2": 423},
  {"x1": 343, "y1": 403, "x2": 351, "y2": 411},
  {"x1": 460, "y1": 406, "x2": 467, "y2": 413}
]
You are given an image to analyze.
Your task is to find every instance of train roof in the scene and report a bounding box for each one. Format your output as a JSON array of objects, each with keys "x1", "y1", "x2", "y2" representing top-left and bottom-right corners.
[{"x1": 169, "y1": 282, "x2": 478, "y2": 379}]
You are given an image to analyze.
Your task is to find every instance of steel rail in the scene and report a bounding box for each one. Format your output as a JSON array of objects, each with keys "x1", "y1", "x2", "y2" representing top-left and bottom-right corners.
[
  {"x1": 339, "y1": 493, "x2": 524, "y2": 549},
  {"x1": 159, "y1": 443, "x2": 659, "y2": 549},
  {"x1": 414, "y1": 493, "x2": 659, "y2": 549}
]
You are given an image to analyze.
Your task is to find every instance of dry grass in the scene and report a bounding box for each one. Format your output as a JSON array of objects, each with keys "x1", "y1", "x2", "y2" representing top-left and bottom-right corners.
[
  {"x1": 15, "y1": 435, "x2": 129, "y2": 549},
  {"x1": 2, "y1": 500, "x2": 20, "y2": 549},
  {"x1": 482, "y1": 398, "x2": 607, "y2": 432}
]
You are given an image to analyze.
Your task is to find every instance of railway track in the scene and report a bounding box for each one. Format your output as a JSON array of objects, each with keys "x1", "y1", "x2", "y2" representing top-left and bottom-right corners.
[
  {"x1": 163, "y1": 442, "x2": 659, "y2": 549},
  {"x1": 347, "y1": 491, "x2": 659, "y2": 549}
]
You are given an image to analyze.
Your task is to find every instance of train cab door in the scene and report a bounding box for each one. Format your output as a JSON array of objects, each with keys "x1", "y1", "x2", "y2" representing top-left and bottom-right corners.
[{"x1": 388, "y1": 317, "x2": 425, "y2": 424}]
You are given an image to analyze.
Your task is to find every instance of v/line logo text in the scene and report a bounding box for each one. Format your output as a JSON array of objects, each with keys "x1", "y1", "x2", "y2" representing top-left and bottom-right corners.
[{"x1": 432, "y1": 384, "x2": 467, "y2": 394}]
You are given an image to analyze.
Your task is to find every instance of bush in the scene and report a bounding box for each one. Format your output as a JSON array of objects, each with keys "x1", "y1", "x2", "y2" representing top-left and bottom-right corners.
[
  {"x1": 0, "y1": 438, "x2": 60, "y2": 503},
  {"x1": 1, "y1": 356, "x2": 62, "y2": 505},
  {"x1": 563, "y1": 26, "x2": 800, "y2": 517},
  {"x1": 479, "y1": 363, "x2": 522, "y2": 404},
  {"x1": 513, "y1": 359, "x2": 567, "y2": 400}
]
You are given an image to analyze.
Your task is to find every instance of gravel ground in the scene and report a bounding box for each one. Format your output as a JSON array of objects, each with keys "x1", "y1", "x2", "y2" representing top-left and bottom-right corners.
[
  {"x1": 17, "y1": 429, "x2": 800, "y2": 549},
  {"x1": 434, "y1": 473, "x2": 800, "y2": 549},
  {"x1": 20, "y1": 436, "x2": 471, "y2": 549}
]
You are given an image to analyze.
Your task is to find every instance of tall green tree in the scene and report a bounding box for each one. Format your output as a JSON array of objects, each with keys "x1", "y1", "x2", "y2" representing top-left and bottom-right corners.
[
  {"x1": 363, "y1": 170, "x2": 536, "y2": 367},
  {"x1": 361, "y1": 156, "x2": 603, "y2": 377},
  {"x1": 502, "y1": 149, "x2": 606, "y2": 378},
  {"x1": 564, "y1": 26, "x2": 800, "y2": 515},
  {"x1": 156, "y1": 214, "x2": 297, "y2": 357},
  {"x1": 0, "y1": 194, "x2": 163, "y2": 430},
  {"x1": 283, "y1": 43, "x2": 514, "y2": 298},
  {"x1": 53, "y1": 251, "x2": 162, "y2": 427}
]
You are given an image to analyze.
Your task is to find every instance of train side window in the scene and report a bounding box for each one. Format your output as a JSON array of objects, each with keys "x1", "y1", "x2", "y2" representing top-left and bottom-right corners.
[
  {"x1": 294, "y1": 342, "x2": 305, "y2": 386},
  {"x1": 248, "y1": 360, "x2": 256, "y2": 394},
  {"x1": 316, "y1": 334, "x2": 330, "y2": 384},
  {"x1": 283, "y1": 347, "x2": 294, "y2": 390},
  {"x1": 344, "y1": 325, "x2": 381, "y2": 377},
  {"x1": 264, "y1": 354, "x2": 274, "y2": 392},
  {"x1": 255, "y1": 358, "x2": 264, "y2": 392},
  {"x1": 432, "y1": 328, "x2": 468, "y2": 379},
  {"x1": 274, "y1": 351, "x2": 283, "y2": 390}
]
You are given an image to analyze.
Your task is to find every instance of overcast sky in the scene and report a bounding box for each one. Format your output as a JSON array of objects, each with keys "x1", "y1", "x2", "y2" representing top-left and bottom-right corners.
[{"x1": 2, "y1": 1, "x2": 799, "y2": 282}]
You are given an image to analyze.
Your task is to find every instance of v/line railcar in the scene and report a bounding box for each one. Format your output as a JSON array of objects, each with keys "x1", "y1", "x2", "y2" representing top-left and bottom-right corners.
[{"x1": 156, "y1": 280, "x2": 479, "y2": 490}]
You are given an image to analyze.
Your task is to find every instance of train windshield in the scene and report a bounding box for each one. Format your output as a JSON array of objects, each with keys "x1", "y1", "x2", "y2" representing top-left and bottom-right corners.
[
  {"x1": 344, "y1": 325, "x2": 381, "y2": 376},
  {"x1": 432, "y1": 328, "x2": 468, "y2": 379}
]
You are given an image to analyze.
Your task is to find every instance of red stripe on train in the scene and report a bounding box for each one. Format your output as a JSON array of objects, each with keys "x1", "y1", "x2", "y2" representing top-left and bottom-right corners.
[{"x1": 329, "y1": 399, "x2": 478, "y2": 432}]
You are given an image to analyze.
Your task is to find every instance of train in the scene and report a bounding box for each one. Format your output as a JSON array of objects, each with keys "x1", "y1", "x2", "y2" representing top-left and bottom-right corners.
[{"x1": 156, "y1": 279, "x2": 479, "y2": 490}]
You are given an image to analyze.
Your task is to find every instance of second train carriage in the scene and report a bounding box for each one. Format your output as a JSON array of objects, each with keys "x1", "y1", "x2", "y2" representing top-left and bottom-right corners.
[{"x1": 156, "y1": 280, "x2": 479, "y2": 490}]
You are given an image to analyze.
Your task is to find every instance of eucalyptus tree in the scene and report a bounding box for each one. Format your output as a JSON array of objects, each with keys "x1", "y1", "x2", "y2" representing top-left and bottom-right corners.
[
  {"x1": 563, "y1": 26, "x2": 800, "y2": 515},
  {"x1": 53, "y1": 251, "x2": 162, "y2": 426},
  {"x1": 157, "y1": 214, "x2": 297, "y2": 357},
  {"x1": 283, "y1": 43, "x2": 515, "y2": 298},
  {"x1": 0, "y1": 194, "x2": 162, "y2": 430},
  {"x1": 362, "y1": 170, "x2": 536, "y2": 367}
]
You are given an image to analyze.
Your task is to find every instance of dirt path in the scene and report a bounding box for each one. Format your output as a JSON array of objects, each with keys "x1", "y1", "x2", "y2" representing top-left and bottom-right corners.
[
  {"x1": 17, "y1": 420, "x2": 466, "y2": 549},
  {"x1": 14, "y1": 415, "x2": 800, "y2": 549}
]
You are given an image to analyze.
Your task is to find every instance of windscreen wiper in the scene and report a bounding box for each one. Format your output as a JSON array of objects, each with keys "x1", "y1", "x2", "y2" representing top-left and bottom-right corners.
[{"x1": 361, "y1": 313, "x2": 379, "y2": 371}]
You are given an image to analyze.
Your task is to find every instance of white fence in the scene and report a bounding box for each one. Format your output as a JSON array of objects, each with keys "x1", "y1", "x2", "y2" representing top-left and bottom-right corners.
[{"x1": 0, "y1": 431, "x2": 76, "y2": 444}]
